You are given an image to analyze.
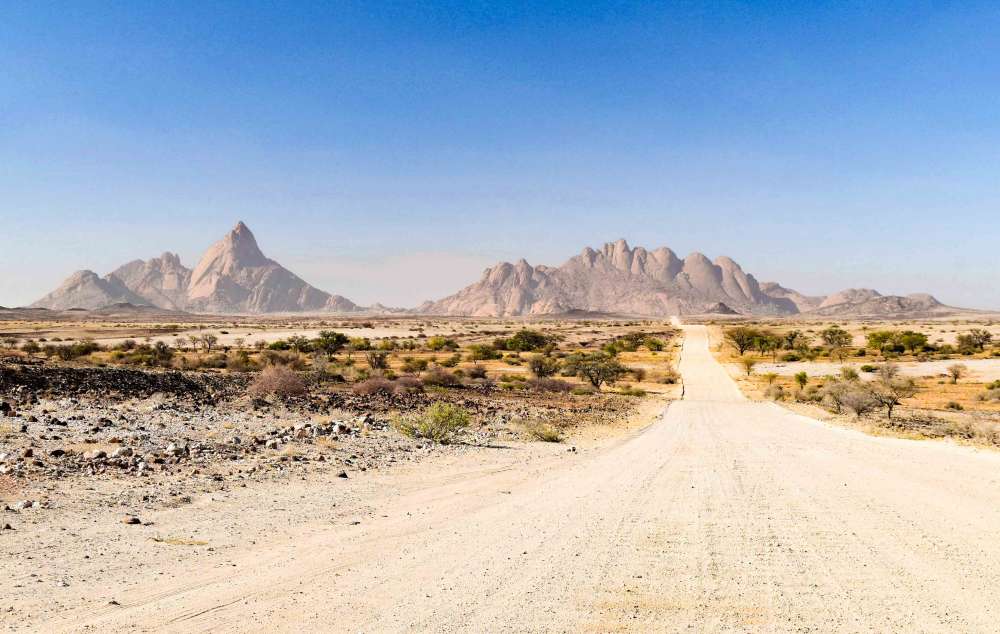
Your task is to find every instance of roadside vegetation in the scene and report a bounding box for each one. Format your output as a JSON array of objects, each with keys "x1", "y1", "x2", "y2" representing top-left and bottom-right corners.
[{"x1": 718, "y1": 319, "x2": 1000, "y2": 447}]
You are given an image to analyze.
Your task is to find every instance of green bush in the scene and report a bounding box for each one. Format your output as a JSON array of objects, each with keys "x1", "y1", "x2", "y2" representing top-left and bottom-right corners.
[{"x1": 395, "y1": 403, "x2": 471, "y2": 444}]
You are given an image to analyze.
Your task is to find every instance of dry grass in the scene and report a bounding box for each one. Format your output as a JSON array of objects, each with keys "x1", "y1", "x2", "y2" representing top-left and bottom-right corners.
[{"x1": 314, "y1": 436, "x2": 339, "y2": 451}]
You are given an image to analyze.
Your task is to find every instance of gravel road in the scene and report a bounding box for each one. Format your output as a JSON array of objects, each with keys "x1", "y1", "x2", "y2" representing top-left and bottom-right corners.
[{"x1": 22, "y1": 325, "x2": 1000, "y2": 632}]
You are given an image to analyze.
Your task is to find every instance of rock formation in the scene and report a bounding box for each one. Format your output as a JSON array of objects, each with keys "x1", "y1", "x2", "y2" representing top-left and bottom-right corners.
[{"x1": 33, "y1": 222, "x2": 360, "y2": 314}]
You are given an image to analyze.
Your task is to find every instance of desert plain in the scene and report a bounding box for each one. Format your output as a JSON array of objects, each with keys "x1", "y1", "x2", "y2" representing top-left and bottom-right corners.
[{"x1": 2, "y1": 308, "x2": 1000, "y2": 631}]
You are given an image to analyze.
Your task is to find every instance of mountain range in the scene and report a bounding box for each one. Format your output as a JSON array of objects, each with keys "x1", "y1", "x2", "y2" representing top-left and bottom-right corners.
[
  {"x1": 32, "y1": 222, "x2": 361, "y2": 314},
  {"x1": 32, "y1": 227, "x2": 957, "y2": 318},
  {"x1": 420, "y1": 239, "x2": 954, "y2": 318}
]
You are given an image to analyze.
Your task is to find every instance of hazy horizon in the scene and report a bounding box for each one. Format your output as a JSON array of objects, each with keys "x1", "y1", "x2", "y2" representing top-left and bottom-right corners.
[{"x1": 3, "y1": 2, "x2": 998, "y2": 309}]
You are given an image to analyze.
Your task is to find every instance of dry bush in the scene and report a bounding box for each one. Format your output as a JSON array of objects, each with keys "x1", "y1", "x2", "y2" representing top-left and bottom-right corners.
[
  {"x1": 764, "y1": 384, "x2": 785, "y2": 401},
  {"x1": 524, "y1": 420, "x2": 562, "y2": 442},
  {"x1": 421, "y1": 367, "x2": 461, "y2": 387},
  {"x1": 352, "y1": 377, "x2": 396, "y2": 395},
  {"x1": 527, "y1": 378, "x2": 573, "y2": 393},
  {"x1": 247, "y1": 365, "x2": 307, "y2": 399},
  {"x1": 659, "y1": 366, "x2": 680, "y2": 384},
  {"x1": 394, "y1": 402, "x2": 471, "y2": 444},
  {"x1": 259, "y1": 350, "x2": 305, "y2": 370},
  {"x1": 618, "y1": 385, "x2": 647, "y2": 397},
  {"x1": 394, "y1": 375, "x2": 424, "y2": 393},
  {"x1": 466, "y1": 365, "x2": 487, "y2": 380},
  {"x1": 840, "y1": 388, "x2": 877, "y2": 417}
]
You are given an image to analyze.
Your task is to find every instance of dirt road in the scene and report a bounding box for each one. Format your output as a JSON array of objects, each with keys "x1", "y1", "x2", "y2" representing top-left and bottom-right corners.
[{"x1": 21, "y1": 326, "x2": 1000, "y2": 632}]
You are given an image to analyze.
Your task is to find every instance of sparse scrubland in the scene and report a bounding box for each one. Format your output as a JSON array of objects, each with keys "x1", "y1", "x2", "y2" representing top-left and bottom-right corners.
[
  {"x1": 0, "y1": 315, "x2": 681, "y2": 510},
  {"x1": 714, "y1": 317, "x2": 1000, "y2": 447}
]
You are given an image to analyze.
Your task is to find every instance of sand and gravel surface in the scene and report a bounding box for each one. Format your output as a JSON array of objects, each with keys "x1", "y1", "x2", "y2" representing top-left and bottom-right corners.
[{"x1": 7, "y1": 325, "x2": 1000, "y2": 632}]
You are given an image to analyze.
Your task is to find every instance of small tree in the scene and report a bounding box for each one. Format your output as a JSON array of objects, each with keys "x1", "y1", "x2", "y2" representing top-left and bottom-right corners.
[
  {"x1": 969, "y1": 328, "x2": 993, "y2": 351},
  {"x1": 794, "y1": 371, "x2": 809, "y2": 390},
  {"x1": 741, "y1": 357, "x2": 757, "y2": 376},
  {"x1": 467, "y1": 344, "x2": 500, "y2": 363},
  {"x1": 570, "y1": 352, "x2": 628, "y2": 389},
  {"x1": 821, "y1": 325, "x2": 852, "y2": 354},
  {"x1": 725, "y1": 327, "x2": 758, "y2": 356},
  {"x1": 528, "y1": 355, "x2": 561, "y2": 378},
  {"x1": 314, "y1": 330, "x2": 349, "y2": 358},
  {"x1": 947, "y1": 363, "x2": 968, "y2": 384},
  {"x1": 365, "y1": 350, "x2": 390, "y2": 371},
  {"x1": 867, "y1": 372, "x2": 918, "y2": 419},
  {"x1": 200, "y1": 333, "x2": 219, "y2": 353}
]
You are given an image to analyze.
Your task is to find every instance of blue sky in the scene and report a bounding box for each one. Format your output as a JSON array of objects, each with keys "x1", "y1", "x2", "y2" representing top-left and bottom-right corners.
[{"x1": 2, "y1": 1, "x2": 998, "y2": 308}]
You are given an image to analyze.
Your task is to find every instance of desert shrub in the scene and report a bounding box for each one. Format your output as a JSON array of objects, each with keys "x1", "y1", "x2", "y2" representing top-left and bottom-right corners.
[
  {"x1": 780, "y1": 352, "x2": 801, "y2": 362},
  {"x1": 528, "y1": 355, "x2": 561, "y2": 378},
  {"x1": 497, "y1": 329, "x2": 552, "y2": 352},
  {"x1": 352, "y1": 377, "x2": 396, "y2": 396},
  {"x1": 860, "y1": 364, "x2": 877, "y2": 373},
  {"x1": 764, "y1": 384, "x2": 785, "y2": 401},
  {"x1": 527, "y1": 378, "x2": 573, "y2": 393},
  {"x1": 248, "y1": 366, "x2": 307, "y2": 399},
  {"x1": 466, "y1": 344, "x2": 500, "y2": 362},
  {"x1": 395, "y1": 402, "x2": 471, "y2": 444},
  {"x1": 422, "y1": 367, "x2": 461, "y2": 387},
  {"x1": 466, "y1": 366, "x2": 487, "y2": 380},
  {"x1": 426, "y1": 336, "x2": 458, "y2": 351},
  {"x1": 644, "y1": 337, "x2": 665, "y2": 351},
  {"x1": 839, "y1": 366, "x2": 860, "y2": 381},
  {"x1": 840, "y1": 388, "x2": 876, "y2": 417},
  {"x1": 259, "y1": 350, "x2": 306, "y2": 369},
  {"x1": 226, "y1": 350, "x2": 255, "y2": 372},
  {"x1": 570, "y1": 385, "x2": 596, "y2": 396},
  {"x1": 365, "y1": 350, "x2": 390, "y2": 370},
  {"x1": 401, "y1": 356, "x2": 429, "y2": 374},
  {"x1": 977, "y1": 388, "x2": 1000, "y2": 402},
  {"x1": 524, "y1": 421, "x2": 562, "y2": 442},
  {"x1": 394, "y1": 376, "x2": 424, "y2": 393},
  {"x1": 659, "y1": 367, "x2": 681, "y2": 384},
  {"x1": 945, "y1": 401, "x2": 965, "y2": 411},
  {"x1": 498, "y1": 373, "x2": 526, "y2": 382},
  {"x1": 629, "y1": 367, "x2": 647, "y2": 382},
  {"x1": 54, "y1": 338, "x2": 102, "y2": 361},
  {"x1": 502, "y1": 354, "x2": 523, "y2": 366},
  {"x1": 618, "y1": 385, "x2": 646, "y2": 397},
  {"x1": 439, "y1": 353, "x2": 462, "y2": 368},
  {"x1": 20, "y1": 340, "x2": 41, "y2": 354}
]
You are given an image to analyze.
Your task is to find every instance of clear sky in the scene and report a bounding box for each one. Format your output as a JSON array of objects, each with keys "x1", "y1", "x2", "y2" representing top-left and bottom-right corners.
[{"x1": 2, "y1": 1, "x2": 998, "y2": 309}]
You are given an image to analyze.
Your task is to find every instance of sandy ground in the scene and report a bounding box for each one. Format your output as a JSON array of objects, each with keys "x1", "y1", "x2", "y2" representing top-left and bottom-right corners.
[
  {"x1": 744, "y1": 358, "x2": 1000, "y2": 382},
  {"x1": 7, "y1": 326, "x2": 1000, "y2": 631}
]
